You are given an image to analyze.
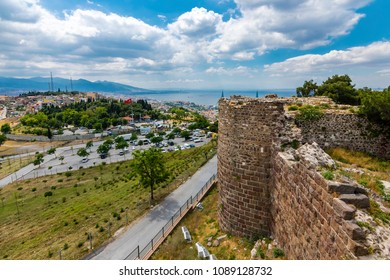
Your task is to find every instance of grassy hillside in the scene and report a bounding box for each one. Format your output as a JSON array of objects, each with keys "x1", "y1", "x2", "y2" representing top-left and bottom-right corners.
[{"x1": 0, "y1": 142, "x2": 216, "y2": 259}]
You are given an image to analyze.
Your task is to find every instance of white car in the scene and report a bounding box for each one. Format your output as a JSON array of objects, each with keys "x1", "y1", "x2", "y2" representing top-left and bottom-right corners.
[
  {"x1": 81, "y1": 158, "x2": 89, "y2": 163},
  {"x1": 193, "y1": 138, "x2": 203, "y2": 143}
]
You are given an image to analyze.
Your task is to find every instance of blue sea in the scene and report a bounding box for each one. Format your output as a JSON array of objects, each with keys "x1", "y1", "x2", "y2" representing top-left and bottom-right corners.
[{"x1": 130, "y1": 89, "x2": 295, "y2": 106}]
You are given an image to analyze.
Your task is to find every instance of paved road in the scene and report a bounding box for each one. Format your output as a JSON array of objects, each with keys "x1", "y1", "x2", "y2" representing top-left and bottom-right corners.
[
  {"x1": 0, "y1": 137, "x2": 210, "y2": 188},
  {"x1": 90, "y1": 155, "x2": 218, "y2": 260}
]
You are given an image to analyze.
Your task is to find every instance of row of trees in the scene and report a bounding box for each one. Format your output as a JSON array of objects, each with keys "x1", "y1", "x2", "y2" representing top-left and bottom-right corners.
[
  {"x1": 20, "y1": 98, "x2": 154, "y2": 132},
  {"x1": 296, "y1": 74, "x2": 390, "y2": 125}
]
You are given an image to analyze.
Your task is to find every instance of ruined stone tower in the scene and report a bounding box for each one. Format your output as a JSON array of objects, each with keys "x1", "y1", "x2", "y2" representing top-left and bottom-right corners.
[{"x1": 218, "y1": 96, "x2": 284, "y2": 237}]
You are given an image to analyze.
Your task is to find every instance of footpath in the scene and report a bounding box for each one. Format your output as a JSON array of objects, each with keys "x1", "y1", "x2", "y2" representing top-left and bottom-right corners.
[{"x1": 90, "y1": 155, "x2": 218, "y2": 260}]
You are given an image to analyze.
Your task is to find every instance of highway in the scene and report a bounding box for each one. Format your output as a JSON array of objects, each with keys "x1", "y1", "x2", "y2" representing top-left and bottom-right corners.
[{"x1": 0, "y1": 136, "x2": 210, "y2": 188}]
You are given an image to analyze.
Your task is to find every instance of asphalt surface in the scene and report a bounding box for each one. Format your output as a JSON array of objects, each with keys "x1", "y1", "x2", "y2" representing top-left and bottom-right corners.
[
  {"x1": 0, "y1": 136, "x2": 209, "y2": 188},
  {"x1": 90, "y1": 154, "x2": 218, "y2": 260}
]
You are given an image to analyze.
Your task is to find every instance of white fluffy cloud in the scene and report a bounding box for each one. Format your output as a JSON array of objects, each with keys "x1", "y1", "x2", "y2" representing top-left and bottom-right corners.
[
  {"x1": 168, "y1": 7, "x2": 222, "y2": 39},
  {"x1": 209, "y1": 0, "x2": 373, "y2": 59},
  {"x1": 264, "y1": 41, "x2": 390, "y2": 73},
  {"x1": 0, "y1": 0, "x2": 379, "y2": 88}
]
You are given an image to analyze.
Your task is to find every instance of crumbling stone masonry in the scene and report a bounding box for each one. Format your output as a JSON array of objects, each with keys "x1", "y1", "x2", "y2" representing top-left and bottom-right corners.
[{"x1": 218, "y1": 96, "x2": 389, "y2": 259}]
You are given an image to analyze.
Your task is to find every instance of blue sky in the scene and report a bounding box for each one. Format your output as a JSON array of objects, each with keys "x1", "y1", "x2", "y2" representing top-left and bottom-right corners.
[{"x1": 0, "y1": 0, "x2": 389, "y2": 90}]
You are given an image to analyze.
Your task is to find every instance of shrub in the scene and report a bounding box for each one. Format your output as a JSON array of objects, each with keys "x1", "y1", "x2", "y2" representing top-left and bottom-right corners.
[
  {"x1": 288, "y1": 105, "x2": 299, "y2": 111},
  {"x1": 65, "y1": 171, "x2": 72, "y2": 177},
  {"x1": 322, "y1": 170, "x2": 334, "y2": 180},
  {"x1": 273, "y1": 248, "x2": 285, "y2": 258},
  {"x1": 295, "y1": 105, "x2": 324, "y2": 122},
  {"x1": 63, "y1": 243, "x2": 69, "y2": 250}
]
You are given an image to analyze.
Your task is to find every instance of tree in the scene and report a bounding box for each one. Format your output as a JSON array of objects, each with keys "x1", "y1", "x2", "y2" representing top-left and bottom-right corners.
[
  {"x1": 44, "y1": 191, "x2": 53, "y2": 204},
  {"x1": 145, "y1": 132, "x2": 155, "y2": 139},
  {"x1": 47, "y1": 147, "x2": 56, "y2": 157},
  {"x1": 131, "y1": 148, "x2": 169, "y2": 202},
  {"x1": 317, "y1": 74, "x2": 359, "y2": 105},
  {"x1": 33, "y1": 153, "x2": 44, "y2": 167},
  {"x1": 130, "y1": 133, "x2": 138, "y2": 141},
  {"x1": 86, "y1": 141, "x2": 93, "y2": 152},
  {"x1": 1, "y1": 123, "x2": 11, "y2": 134},
  {"x1": 151, "y1": 136, "x2": 163, "y2": 144},
  {"x1": 359, "y1": 88, "x2": 390, "y2": 124},
  {"x1": 0, "y1": 134, "x2": 6, "y2": 147},
  {"x1": 166, "y1": 133, "x2": 175, "y2": 140},
  {"x1": 77, "y1": 147, "x2": 90, "y2": 159},
  {"x1": 115, "y1": 137, "x2": 129, "y2": 151},
  {"x1": 97, "y1": 143, "x2": 110, "y2": 155},
  {"x1": 103, "y1": 138, "x2": 114, "y2": 148},
  {"x1": 47, "y1": 127, "x2": 53, "y2": 140},
  {"x1": 180, "y1": 130, "x2": 191, "y2": 141},
  {"x1": 58, "y1": 155, "x2": 65, "y2": 164},
  {"x1": 296, "y1": 80, "x2": 318, "y2": 97}
]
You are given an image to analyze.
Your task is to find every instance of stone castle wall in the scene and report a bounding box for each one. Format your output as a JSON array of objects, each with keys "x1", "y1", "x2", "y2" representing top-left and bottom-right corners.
[
  {"x1": 298, "y1": 113, "x2": 390, "y2": 159},
  {"x1": 270, "y1": 150, "x2": 367, "y2": 259},
  {"x1": 218, "y1": 97, "x2": 284, "y2": 237},
  {"x1": 218, "y1": 96, "x2": 389, "y2": 259}
]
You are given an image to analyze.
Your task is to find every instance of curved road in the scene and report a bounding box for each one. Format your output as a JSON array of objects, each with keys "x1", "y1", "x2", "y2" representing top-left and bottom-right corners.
[{"x1": 90, "y1": 155, "x2": 218, "y2": 260}]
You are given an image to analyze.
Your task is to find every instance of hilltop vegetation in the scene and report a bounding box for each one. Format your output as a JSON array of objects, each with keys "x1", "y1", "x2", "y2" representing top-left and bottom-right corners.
[{"x1": 296, "y1": 75, "x2": 390, "y2": 126}]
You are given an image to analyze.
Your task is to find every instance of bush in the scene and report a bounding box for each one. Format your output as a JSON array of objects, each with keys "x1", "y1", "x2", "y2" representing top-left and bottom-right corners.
[
  {"x1": 288, "y1": 105, "x2": 299, "y2": 111},
  {"x1": 65, "y1": 171, "x2": 72, "y2": 177},
  {"x1": 273, "y1": 248, "x2": 285, "y2": 258},
  {"x1": 322, "y1": 170, "x2": 334, "y2": 180},
  {"x1": 295, "y1": 105, "x2": 324, "y2": 122}
]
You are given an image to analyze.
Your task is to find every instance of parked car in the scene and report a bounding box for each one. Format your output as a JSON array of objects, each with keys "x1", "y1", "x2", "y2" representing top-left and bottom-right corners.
[
  {"x1": 81, "y1": 158, "x2": 89, "y2": 163},
  {"x1": 193, "y1": 138, "x2": 203, "y2": 143},
  {"x1": 100, "y1": 153, "x2": 108, "y2": 159}
]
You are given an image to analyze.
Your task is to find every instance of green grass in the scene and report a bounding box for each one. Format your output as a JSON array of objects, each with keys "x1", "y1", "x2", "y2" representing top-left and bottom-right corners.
[
  {"x1": 0, "y1": 155, "x2": 35, "y2": 180},
  {"x1": 150, "y1": 186, "x2": 255, "y2": 260},
  {"x1": 0, "y1": 142, "x2": 216, "y2": 260}
]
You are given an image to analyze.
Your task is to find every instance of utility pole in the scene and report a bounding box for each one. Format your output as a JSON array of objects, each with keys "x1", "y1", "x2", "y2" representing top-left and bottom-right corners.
[{"x1": 50, "y1": 72, "x2": 54, "y2": 92}]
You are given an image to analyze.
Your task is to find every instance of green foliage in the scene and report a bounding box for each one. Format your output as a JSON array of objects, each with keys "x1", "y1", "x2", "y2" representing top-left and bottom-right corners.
[
  {"x1": 296, "y1": 79, "x2": 318, "y2": 97},
  {"x1": 1, "y1": 123, "x2": 11, "y2": 134},
  {"x1": 317, "y1": 74, "x2": 360, "y2": 105},
  {"x1": 33, "y1": 153, "x2": 44, "y2": 166},
  {"x1": 368, "y1": 200, "x2": 390, "y2": 225},
  {"x1": 359, "y1": 87, "x2": 390, "y2": 126},
  {"x1": 97, "y1": 143, "x2": 110, "y2": 155},
  {"x1": 322, "y1": 170, "x2": 334, "y2": 180},
  {"x1": 288, "y1": 105, "x2": 299, "y2": 111},
  {"x1": 273, "y1": 248, "x2": 285, "y2": 258},
  {"x1": 151, "y1": 136, "x2": 164, "y2": 144},
  {"x1": 356, "y1": 221, "x2": 374, "y2": 232},
  {"x1": 47, "y1": 147, "x2": 56, "y2": 155},
  {"x1": 77, "y1": 148, "x2": 89, "y2": 158},
  {"x1": 180, "y1": 130, "x2": 191, "y2": 140},
  {"x1": 131, "y1": 148, "x2": 169, "y2": 201},
  {"x1": 0, "y1": 134, "x2": 6, "y2": 147},
  {"x1": 295, "y1": 105, "x2": 324, "y2": 122}
]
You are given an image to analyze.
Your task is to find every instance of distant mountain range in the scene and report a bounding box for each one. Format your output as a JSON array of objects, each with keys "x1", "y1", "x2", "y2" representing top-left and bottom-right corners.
[{"x1": 0, "y1": 76, "x2": 152, "y2": 95}]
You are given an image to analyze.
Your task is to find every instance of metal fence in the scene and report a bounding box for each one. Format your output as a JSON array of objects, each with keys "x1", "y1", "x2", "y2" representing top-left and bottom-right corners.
[{"x1": 125, "y1": 173, "x2": 217, "y2": 260}]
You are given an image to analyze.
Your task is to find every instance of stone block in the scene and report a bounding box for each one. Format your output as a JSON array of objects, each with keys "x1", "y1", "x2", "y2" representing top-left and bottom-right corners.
[
  {"x1": 332, "y1": 198, "x2": 356, "y2": 220},
  {"x1": 344, "y1": 221, "x2": 366, "y2": 241},
  {"x1": 339, "y1": 194, "x2": 370, "y2": 209},
  {"x1": 327, "y1": 182, "x2": 368, "y2": 195}
]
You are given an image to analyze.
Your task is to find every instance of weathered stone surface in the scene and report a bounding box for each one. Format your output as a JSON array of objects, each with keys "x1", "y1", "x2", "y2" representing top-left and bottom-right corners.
[
  {"x1": 344, "y1": 221, "x2": 366, "y2": 240},
  {"x1": 339, "y1": 194, "x2": 370, "y2": 209},
  {"x1": 217, "y1": 96, "x2": 385, "y2": 260},
  {"x1": 333, "y1": 198, "x2": 356, "y2": 220},
  {"x1": 328, "y1": 182, "x2": 368, "y2": 195},
  {"x1": 297, "y1": 142, "x2": 336, "y2": 169},
  {"x1": 212, "y1": 240, "x2": 220, "y2": 247}
]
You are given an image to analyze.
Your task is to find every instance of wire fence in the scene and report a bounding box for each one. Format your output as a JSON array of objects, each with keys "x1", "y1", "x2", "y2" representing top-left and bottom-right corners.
[{"x1": 124, "y1": 173, "x2": 217, "y2": 260}]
